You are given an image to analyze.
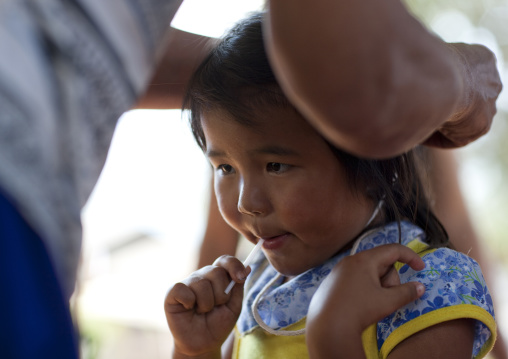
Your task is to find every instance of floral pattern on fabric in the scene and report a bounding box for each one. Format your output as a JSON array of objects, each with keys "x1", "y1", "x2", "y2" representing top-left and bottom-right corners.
[
  {"x1": 237, "y1": 221, "x2": 494, "y2": 357},
  {"x1": 378, "y1": 247, "x2": 494, "y2": 357},
  {"x1": 238, "y1": 248, "x2": 346, "y2": 333}
]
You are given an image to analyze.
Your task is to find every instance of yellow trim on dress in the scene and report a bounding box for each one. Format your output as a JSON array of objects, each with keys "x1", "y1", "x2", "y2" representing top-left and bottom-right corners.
[
  {"x1": 394, "y1": 239, "x2": 435, "y2": 271},
  {"x1": 233, "y1": 238, "x2": 496, "y2": 358},
  {"x1": 379, "y1": 304, "x2": 497, "y2": 359},
  {"x1": 362, "y1": 323, "x2": 379, "y2": 359}
]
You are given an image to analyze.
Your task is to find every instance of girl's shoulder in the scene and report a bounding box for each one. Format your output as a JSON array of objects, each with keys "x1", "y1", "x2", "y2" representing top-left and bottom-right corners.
[
  {"x1": 399, "y1": 245, "x2": 493, "y2": 314},
  {"x1": 380, "y1": 245, "x2": 496, "y2": 358},
  {"x1": 354, "y1": 220, "x2": 426, "y2": 253}
]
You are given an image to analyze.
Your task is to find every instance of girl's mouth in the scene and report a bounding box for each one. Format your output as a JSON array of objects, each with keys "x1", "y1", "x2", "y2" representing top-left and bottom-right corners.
[{"x1": 261, "y1": 233, "x2": 290, "y2": 250}]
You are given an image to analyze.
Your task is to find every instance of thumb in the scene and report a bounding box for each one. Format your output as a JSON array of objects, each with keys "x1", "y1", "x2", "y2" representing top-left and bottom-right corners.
[
  {"x1": 226, "y1": 282, "x2": 245, "y2": 316},
  {"x1": 388, "y1": 281, "x2": 425, "y2": 308},
  {"x1": 377, "y1": 282, "x2": 425, "y2": 321}
]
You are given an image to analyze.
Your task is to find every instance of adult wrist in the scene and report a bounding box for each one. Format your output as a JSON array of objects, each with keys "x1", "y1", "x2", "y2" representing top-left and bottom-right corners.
[{"x1": 445, "y1": 43, "x2": 473, "y2": 120}]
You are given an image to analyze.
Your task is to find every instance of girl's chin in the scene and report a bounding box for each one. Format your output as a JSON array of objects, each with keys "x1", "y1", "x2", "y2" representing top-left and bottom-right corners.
[{"x1": 265, "y1": 258, "x2": 310, "y2": 278}]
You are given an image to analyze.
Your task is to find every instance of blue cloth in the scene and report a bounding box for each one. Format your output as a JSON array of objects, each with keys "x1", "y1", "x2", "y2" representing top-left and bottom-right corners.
[
  {"x1": 0, "y1": 192, "x2": 78, "y2": 358},
  {"x1": 238, "y1": 221, "x2": 495, "y2": 357}
]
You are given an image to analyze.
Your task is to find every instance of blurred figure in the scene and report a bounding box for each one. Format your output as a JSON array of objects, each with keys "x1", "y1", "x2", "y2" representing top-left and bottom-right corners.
[
  {"x1": 196, "y1": 147, "x2": 508, "y2": 359},
  {"x1": 0, "y1": 0, "x2": 501, "y2": 357},
  {"x1": 427, "y1": 148, "x2": 508, "y2": 359},
  {"x1": 0, "y1": 1, "x2": 190, "y2": 357}
]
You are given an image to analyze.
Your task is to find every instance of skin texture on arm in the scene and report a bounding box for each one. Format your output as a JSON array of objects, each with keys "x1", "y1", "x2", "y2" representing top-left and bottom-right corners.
[
  {"x1": 135, "y1": 28, "x2": 215, "y2": 109},
  {"x1": 264, "y1": 0, "x2": 502, "y2": 158},
  {"x1": 387, "y1": 319, "x2": 474, "y2": 358}
]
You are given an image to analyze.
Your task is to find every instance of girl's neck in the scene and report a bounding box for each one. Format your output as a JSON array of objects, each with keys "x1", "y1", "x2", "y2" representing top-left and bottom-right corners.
[{"x1": 282, "y1": 201, "x2": 386, "y2": 285}]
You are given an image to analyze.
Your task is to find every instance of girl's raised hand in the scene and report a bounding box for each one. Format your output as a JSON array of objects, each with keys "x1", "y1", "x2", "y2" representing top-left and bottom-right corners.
[
  {"x1": 164, "y1": 255, "x2": 250, "y2": 359},
  {"x1": 306, "y1": 244, "x2": 426, "y2": 359}
]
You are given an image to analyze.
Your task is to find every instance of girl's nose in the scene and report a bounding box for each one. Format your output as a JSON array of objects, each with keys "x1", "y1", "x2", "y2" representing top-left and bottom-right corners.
[{"x1": 237, "y1": 180, "x2": 270, "y2": 216}]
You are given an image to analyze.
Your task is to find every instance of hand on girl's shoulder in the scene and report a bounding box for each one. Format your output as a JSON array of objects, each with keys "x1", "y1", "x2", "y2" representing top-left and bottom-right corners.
[
  {"x1": 306, "y1": 244, "x2": 496, "y2": 358},
  {"x1": 381, "y1": 247, "x2": 496, "y2": 358},
  {"x1": 307, "y1": 244, "x2": 426, "y2": 358}
]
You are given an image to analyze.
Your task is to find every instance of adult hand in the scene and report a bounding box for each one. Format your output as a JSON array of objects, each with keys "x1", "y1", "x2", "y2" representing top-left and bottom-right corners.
[
  {"x1": 424, "y1": 43, "x2": 503, "y2": 148},
  {"x1": 265, "y1": 1, "x2": 502, "y2": 158},
  {"x1": 164, "y1": 255, "x2": 249, "y2": 359},
  {"x1": 306, "y1": 244, "x2": 425, "y2": 358}
]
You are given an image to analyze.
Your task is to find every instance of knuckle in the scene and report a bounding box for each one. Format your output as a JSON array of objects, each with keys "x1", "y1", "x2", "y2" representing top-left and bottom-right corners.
[
  {"x1": 213, "y1": 254, "x2": 238, "y2": 265},
  {"x1": 191, "y1": 277, "x2": 211, "y2": 291},
  {"x1": 166, "y1": 281, "x2": 190, "y2": 300},
  {"x1": 212, "y1": 254, "x2": 233, "y2": 266}
]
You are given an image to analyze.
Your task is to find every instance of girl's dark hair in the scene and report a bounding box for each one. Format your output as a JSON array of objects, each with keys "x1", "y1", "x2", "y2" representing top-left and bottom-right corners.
[{"x1": 183, "y1": 12, "x2": 448, "y2": 248}]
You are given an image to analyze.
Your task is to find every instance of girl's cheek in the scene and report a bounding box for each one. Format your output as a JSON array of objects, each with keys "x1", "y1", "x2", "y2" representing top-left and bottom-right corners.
[
  {"x1": 220, "y1": 205, "x2": 236, "y2": 224},
  {"x1": 217, "y1": 195, "x2": 242, "y2": 229}
]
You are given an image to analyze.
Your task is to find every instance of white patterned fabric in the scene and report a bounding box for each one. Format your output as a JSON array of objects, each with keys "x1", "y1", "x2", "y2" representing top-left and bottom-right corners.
[{"x1": 0, "y1": 0, "x2": 180, "y2": 298}]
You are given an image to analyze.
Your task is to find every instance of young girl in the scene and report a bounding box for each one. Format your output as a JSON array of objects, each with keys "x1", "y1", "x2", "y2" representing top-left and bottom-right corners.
[{"x1": 165, "y1": 13, "x2": 496, "y2": 359}]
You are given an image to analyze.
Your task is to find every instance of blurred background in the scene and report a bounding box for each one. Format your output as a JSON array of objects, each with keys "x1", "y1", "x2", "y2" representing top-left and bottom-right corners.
[{"x1": 76, "y1": 0, "x2": 508, "y2": 358}]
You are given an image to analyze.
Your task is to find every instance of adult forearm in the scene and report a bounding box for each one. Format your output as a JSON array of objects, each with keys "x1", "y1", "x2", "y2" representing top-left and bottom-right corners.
[
  {"x1": 264, "y1": 0, "x2": 496, "y2": 158},
  {"x1": 135, "y1": 28, "x2": 215, "y2": 109}
]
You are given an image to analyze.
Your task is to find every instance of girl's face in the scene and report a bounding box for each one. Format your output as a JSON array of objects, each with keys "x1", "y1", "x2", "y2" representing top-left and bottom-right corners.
[{"x1": 202, "y1": 105, "x2": 375, "y2": 276}]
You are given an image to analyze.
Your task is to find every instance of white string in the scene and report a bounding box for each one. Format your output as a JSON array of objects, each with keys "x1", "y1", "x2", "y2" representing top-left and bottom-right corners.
[
  {"x1": 350, "y1": 200, "x2": 384, "y2": 255},
  {"x1": 251, "y1": 199, "x2": 385, "y2": 336}
]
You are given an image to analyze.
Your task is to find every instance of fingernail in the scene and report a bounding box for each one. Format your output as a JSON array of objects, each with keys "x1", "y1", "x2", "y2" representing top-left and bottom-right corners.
[
  {"x1": 416, "y1": 283, "x2": 425, "y2": 296},
  {"x1": 237, "y1": 271, "x2": 246, "y2": 281}
]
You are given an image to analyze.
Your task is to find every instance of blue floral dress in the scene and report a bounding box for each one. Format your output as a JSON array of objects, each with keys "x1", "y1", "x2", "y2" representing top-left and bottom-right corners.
[{"x1": 233, "y1": 221, "x2": 496, "y2": 359}]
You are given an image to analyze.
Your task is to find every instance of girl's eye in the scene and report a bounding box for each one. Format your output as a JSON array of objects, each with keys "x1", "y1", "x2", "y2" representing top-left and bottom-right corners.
[
  {"x1": 266, "y1": 162, "x2": 290, "y2": 173},
  {"x1": 218, "y1": 164, "x2": 234, "y2": 174}
]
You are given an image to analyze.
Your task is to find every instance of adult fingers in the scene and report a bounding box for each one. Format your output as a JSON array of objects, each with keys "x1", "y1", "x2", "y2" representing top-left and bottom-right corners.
[{"x1": 424, "y1": 43, "x2": 501, "y2": 148}]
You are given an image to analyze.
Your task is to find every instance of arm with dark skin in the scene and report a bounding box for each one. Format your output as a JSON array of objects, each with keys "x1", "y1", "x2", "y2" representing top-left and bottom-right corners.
[
  {"x1": 427, "y1": 148, "x2": 507, "y2": 359},
  {"x1": 138, "y1": 3, "x2": 501, "y2": 157},
  {"x1": 134, "y1": 27, "x2": 215, "y2": 110},
  {"x1": 264, "y1": 0, "x2": 502, "y2": 158},
  {"x1": 306, "y1": 244, "x2": 475, "y2": 358}
]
